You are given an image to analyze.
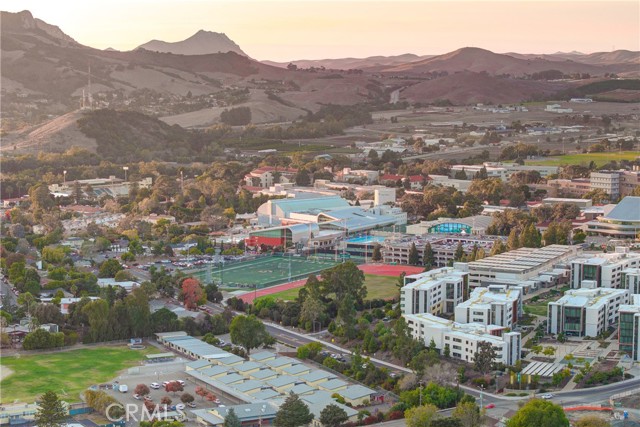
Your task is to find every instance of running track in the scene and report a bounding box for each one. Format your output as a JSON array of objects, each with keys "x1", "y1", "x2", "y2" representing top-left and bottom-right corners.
[{"x1": 238, "y1": 264, "x2": 425, "y2": 303}]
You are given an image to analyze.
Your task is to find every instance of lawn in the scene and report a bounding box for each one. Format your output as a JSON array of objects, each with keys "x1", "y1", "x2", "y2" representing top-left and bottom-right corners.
[
  {"x1": 523, "y1": 304, "x2": 548, "y2": 317},
  {"x1": 526, "y1": 151, "x2": 639, "y2": 167},
  {"x1": 259, "y1": 274, "x2": 399, "y2": 302},
  {"x1": 0, "y1": 346, "x2": 158, "y2": 402}
]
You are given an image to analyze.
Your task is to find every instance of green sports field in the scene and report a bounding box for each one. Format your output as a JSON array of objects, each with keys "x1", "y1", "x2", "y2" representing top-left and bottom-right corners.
[
  {"x1": 257, "y1": 273, "x2": 399, "y2": 302},
  {"x1": 526, "y1": 151, "x2": 639, "y2": 167},
  {"x1": 0, "y1": 346, "x2": 157, "y2": 402},
  {"x1": 189, "y1": 255, "x2": 341, "y2": 288}
]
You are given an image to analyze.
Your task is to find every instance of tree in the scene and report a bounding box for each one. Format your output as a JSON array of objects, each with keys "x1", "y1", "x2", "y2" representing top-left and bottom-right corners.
[
  {"x1": 165, "y1": 381, "x2": 184, "y2": 395},
  {"x1": 574, "y1": 415, "x2": 609, "y2": 427},
  {"x1": 99, "y1": 259, "x2": 123, "y2": 278},
  {"x1": 453, "y1": 401, "x2": 483, "y2": 427},
  {"x1": 34, "y1": 391, "x2": 67, "y2": 427},
  {"x1": 300, "y1": 295, "x2": 325, "y2": 332},
  {"x1": 319, "y1": 404, "x2": 349, "y2": 427},
  {"x1": 274, "y1": 393, "x2": 314, "y2": 427},
  {"x1": 454, "y1": 242, "x2": 465, "y2": 262},
  {"x1": 506, "y1": 399, "x2": 569, "y2": 427},
  {"x1": 224, "y1": 408, "x2": 241, "y2": 427},
  {"x1": 409, "y1": 243, "x2": 420, "y2": 265},
  {"x1": 405, "y1": 404, "x2": 439, "y2": 427},
  {"x1": 182, "y1": 278, "x2": 205, "y2": 310},
  {"x1": 320, "y1": 261, "x2": 367, "y2": 304},
  {"x1": 135, "y1": 384, "x2": 150, "y2": 396},
  {"x1": 337, "y1": 295, "x2": 357, "y2": 340},
  {"x1": 506, "y1": 229, "x2": 520, "y2": 251},
  {"x1": 195, "y1": 386, "x2": 207, "y2": 401},
  {"x1": 519, "y1": 223, "x2": 540, "y2": 248},
  {"x1": 423, "y1": 242, "x2": 435, "y2": 269},
  {"x1": 230, "y1": 314, "x2": 267, "y2": 355},
  {"x1": 161, "y1": 396, "x2": 172, "y2": 406},
  {"x1": 473, "y1": 341, "x2": 496, "y2": 375},
  {"x1": 489, "y1": 239, "x2": 506, "y2": 256},
  {"x1": 371, "y1": 244, "x2": 382, "y2": 262}
]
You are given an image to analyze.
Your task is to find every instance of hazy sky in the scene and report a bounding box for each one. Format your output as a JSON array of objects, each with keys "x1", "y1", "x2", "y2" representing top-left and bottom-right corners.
[{"x1": 4, "y1": 0, "x2": 639, "y2": 61}]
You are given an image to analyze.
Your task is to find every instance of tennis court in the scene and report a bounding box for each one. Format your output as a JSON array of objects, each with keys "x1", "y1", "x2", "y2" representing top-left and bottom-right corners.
[{"x1": 189, "y1": 255, "x2": 341, "y2": 289}]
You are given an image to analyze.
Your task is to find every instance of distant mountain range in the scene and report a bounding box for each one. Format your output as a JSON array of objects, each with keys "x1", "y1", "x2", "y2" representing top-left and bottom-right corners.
[
  {"x1": 136, "y1": 30, "x2": 247, "y2": 56},
  {"x1": 2, "y1": 8, "x2": 639, "y2": 153}
]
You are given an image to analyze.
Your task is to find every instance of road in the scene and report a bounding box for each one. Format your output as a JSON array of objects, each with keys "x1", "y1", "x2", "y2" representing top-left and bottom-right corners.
[{"x1": 1, "y1": 274, "x2": 18, "y2": 307}]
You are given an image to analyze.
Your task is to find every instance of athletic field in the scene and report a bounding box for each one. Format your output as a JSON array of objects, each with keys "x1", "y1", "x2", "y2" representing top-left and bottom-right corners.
[{"x1": 189, "y1": 255, "x2": 341, "y2": 289}]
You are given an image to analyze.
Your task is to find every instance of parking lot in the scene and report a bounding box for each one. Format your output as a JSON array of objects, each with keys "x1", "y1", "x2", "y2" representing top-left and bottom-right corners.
[{"x1": 104, "y1": 360, "x2": 234, "y2": 425}]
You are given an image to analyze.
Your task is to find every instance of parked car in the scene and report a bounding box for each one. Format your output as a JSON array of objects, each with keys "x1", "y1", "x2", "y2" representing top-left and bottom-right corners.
[
  {"x1": 176, "y1": 380, "x2": 185, "y2": 386},
  {"x1": 541, "y1": 394, "x2": 554, "y2": 399},
  {"x1": 187, "y1": 402, "x2": 197, "y2": 408},
  {"x1": 133, "y1": 394, "x2": 142, "y2": 400},
  {"x1": 118, "y1": 385, "x2": 128, "y2": 393},
  {"x1": 162, "y1": 381, "x2": 170, "y2": 387},
  {"x1": 150, "y1": 382, "x2": 161, "y2": 389},
  {"x1": 175, "y1": 404, "x2": 185, "y2": 410},
  {"x1": 484, "y1": 403, "x2": 495, "y2": 409}
]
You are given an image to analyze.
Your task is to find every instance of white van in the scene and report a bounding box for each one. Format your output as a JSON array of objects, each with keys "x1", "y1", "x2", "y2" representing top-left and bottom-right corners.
[{"x1": 118, "y1": 384, "x2": 128, "y2": 393}]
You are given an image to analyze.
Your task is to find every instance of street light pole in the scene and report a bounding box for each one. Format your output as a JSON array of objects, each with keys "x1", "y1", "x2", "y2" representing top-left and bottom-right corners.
[
  {"x1": 63, "y1": 170, "x2": 67, "y2": 184},
  {"x1": 480, "y1": 384, "x2": 484, "y2": 409},
  {"x1": 122, "y1": 166, "x2": 129, "y2": 181}
]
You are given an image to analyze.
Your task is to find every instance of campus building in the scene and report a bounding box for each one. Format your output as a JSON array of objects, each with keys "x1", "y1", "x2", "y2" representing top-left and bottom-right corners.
[
  {"x1": 461, "y1": 245, "x2": 578, "y2": 290},
  {"x1": 400, "y1": 267, "x2": 468, "y2": 316},
  {"x1": 156, "y1": 332, "x2": 366, "y2": 425},
  {"x1": 619, "y1": 298, "x2": 640, "y2": 361},
  {"x1": 586, "y1": 197, "x2": 640, "y2": 238},
  {"x1": 406, "y1": 215, "x2": 494, "y2": 236},
  {"x1": 244, "y1": 166, "x2": 298, "y2": 188},
  {"x1": 547, "y1": 288, "x2": 630, "y2": 337},
  {"x1": 383, "y1": 234, "x2": 499, "y2": 267},
  {"x1": 570, "y1": 250, "x2": 640, "y2": 289},
  {"x1": 454, "y1": 285, "x2": 522, "y2": 329},
  {"x1": 48, "y1": 176, "x2": 152, "y2": 198},
  {"x1": 404, "y1": 312, "x2": 521, "y2": 365}
]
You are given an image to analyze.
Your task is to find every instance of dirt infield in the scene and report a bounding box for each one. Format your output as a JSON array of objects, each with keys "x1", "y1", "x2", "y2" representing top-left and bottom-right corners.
[{"x1": 237, "y1": 263, "x2": 425, "y2": 303}]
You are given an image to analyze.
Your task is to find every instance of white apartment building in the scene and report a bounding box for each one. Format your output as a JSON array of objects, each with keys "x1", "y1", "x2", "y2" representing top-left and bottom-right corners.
[
  {"x1": 401, "y1": 267, "x2": 468, "y2": 316},
  {"x1": 622, "y1": 268, "x2": 640, "y2": 294},
  {"x1": 570, "y1": 250, "x2": 640, "y2": 289},
  {"x1": 455, "y1": 285, "x2": 522, "y2": 329},
  {"x1": 461, "y1": 245, "x2": 578, "y2": 289},
  {"x1": 450, "y1": 165, "x2": 509, "y2": 181},
  {"x1": 374, "y1": 187, "x2": 396, "y2": 207},
  {"x1": 590, "y1": 170, "x2": 621, "y2": 201},
  {"x1": 404, "y1": 312, "x2": 521, "y2": 365},
  {"x1": 548, "y1": 288, "x2": 630, "y2": 337},
  {"x1": 619, "y1": 297, "x2": 640, "y2": 361}
]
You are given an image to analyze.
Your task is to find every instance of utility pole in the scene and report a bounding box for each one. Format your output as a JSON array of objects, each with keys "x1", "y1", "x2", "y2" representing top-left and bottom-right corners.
[{"x1": 418, "y1": 381, "x2": 423, "y2": 406}]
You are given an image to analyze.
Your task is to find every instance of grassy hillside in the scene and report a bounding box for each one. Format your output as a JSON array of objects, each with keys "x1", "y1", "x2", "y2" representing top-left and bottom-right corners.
[{"x1": 77, "y1": 109, "x2": 212, "y2": 162}]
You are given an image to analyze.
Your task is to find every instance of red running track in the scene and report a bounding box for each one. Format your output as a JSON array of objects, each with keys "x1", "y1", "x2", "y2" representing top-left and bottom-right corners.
[{"x1": 238, "y1": 263, "x2": 425, "y2": 303}]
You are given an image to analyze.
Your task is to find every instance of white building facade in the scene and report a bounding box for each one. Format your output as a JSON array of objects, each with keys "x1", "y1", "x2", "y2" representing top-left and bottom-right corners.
[
  {"x1": 401, "y1": 267, "x2": 468, "y2": 316},
  {"x1": 548, "y1": 288, "x2": 630, "y2": 337},
  {"x1": 454, "y1": 285, "x2": 522, "y2": 329}
]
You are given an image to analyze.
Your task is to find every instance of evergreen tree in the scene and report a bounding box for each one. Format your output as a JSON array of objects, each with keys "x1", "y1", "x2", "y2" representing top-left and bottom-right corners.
[
  {"x1": 408, "y1": 242, "x2": 419, "y2": 265},
  {"x1": 423, "y1": 242, "x2": 435, "y2": 269},
  {"x1": 319, "y1": 404, "x2": 348, "y2": 427},
  {"x1": 224, "y1": 408, "x2": 241, "y2": 427},
  {"x1": 371, "y1": 244, "x2": 382, "y2": 262},
  {"x1": 520, "y1": 223, "x2": 540, "y2": 248},
  {"x1": 489, "y1": 239, "x2": 506, "y2": 256},
  {"x1": 454, "y1": 241, "x2": 465, "y2": 262},
  {"x1": 34, "y1": 391, "x2": 67, "y2": 427},
  {"x1": 274, "y1": 393, "x2": 314, "y2": 427},
  {"x1": 506, "y1": 229, "x2": 521, "y2": 251}
]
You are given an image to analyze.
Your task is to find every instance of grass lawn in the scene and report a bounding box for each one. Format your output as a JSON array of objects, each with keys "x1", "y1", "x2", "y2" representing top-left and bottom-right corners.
[
  {"x1": 523, "y1": 304, "x2": 548, "y2": 317},
  {"x1": 259, "y1": 274, "x2": 399, "y2": 302},
  {"x1": 0, "y1": 346, "x2": 158, "y2": 403},
  {"x1": 526, "y1": 151, "x2": 639, "y2": 167}
]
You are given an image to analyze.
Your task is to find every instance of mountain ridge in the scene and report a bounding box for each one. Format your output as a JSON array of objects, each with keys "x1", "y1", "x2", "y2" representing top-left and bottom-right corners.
[{"x1": 136, "y1": 29, "x2": 247, "y2": 56}]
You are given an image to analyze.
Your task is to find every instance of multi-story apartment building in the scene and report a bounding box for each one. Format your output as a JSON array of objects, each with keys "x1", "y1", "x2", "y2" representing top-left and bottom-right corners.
[
  {"x1": 570, "y1": 250, "x2": 640, "y2": 289},
  {"x1": 404, "y1": 312, "x2": 521, "y2": 365},
  {"x1": 548, "y1": 288, "x2": 630, "y2": 337},
  {"x1": 621, "y1": 268, "x2": 640, "y2": 294},
  {"x1": 244, "y1": 166, "x2": 298, "y2": 188},
  {"x1": 454, "y1": 285, "x2": 522, "y2": 329},
  {"x1": 461, "y1": 245, "x2": 578, "y2": 290},
  {"x1": 401, "y1": 267, "x2": 468, "y2": 316},
  {"x1": 619, "y1": 297, "x2": 640, "y2": 361}
]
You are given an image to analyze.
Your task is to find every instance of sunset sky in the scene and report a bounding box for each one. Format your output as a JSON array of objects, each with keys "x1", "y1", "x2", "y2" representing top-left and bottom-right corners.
[{"x1": 4, "y1": 0, "x2": 639, "y2": 61}]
